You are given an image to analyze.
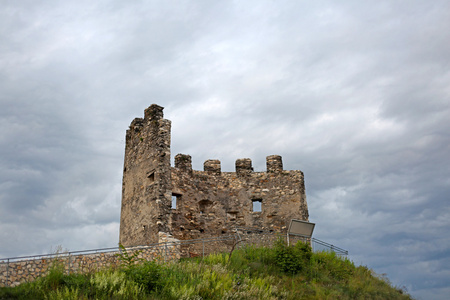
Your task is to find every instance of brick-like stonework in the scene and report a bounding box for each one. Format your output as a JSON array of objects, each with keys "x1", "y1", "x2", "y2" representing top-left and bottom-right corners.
[
  {"x1": 119, "y1": 104, "x2": 309, "y2": 246},
  {"x1": 0, "y1": 233, "x2": 180, "y2": 287}
]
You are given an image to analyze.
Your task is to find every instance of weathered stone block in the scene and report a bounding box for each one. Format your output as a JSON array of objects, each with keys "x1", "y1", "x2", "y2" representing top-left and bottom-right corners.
[
  {"x1": 235, "y1": 158, "x2": 253, "y2": 176},
  {"x1": 204, "y1": 159, "x2": 221, "y2": 174},
  {"x1": 266, "y1": 155, "x2": 283, "y2": 173},
  {"x1": 175, "y1": 154, "x2": 192, "y2": 173}
]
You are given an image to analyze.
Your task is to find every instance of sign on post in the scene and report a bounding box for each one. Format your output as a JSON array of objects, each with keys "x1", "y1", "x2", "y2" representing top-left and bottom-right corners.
[{"x1": 287, "y1": 219, "x2": 315, "y2": 245}]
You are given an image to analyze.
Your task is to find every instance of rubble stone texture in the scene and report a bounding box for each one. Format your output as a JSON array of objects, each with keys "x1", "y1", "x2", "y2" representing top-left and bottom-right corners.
[
  {"x1": 0, "y1": 237, "x2": 180, "y2": 287},
  {"x1": 119, "y1": 104, "x2": 309, "y2": 246}
]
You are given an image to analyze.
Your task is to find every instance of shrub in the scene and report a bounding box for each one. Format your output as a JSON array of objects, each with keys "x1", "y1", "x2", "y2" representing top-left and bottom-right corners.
[
  {"x1": 274, "y1": 239, "x2": 312, "y2": 275},
  {"x1": 116, "y1": 244, "x2": 143, "y2": 268},
  {"x1": 124, "y1": 260, "x2": 162, "y2": 292},
  {"x1": 88, "y1": 270, "x2": 144, "y2": 299}
]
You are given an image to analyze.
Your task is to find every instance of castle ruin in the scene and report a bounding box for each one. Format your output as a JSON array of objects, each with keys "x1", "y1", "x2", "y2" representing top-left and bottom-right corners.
[{"x1": 119, "y1": 104, "x2": 309, "y2": 246}]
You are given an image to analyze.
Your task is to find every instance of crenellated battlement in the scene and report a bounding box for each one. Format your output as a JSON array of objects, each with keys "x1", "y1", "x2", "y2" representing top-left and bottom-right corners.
[
  {"x1": 174, "y1": 155, "x2": 285, "y2": 175},
  {"x1": 120, "y1": 104, "x2": 309, "y2": 246}
]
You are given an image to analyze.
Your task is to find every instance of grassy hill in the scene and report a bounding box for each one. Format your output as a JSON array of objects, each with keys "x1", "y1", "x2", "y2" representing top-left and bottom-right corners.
[{"x1": 0, "y1": 240, "x2": 413, "y2": 299}]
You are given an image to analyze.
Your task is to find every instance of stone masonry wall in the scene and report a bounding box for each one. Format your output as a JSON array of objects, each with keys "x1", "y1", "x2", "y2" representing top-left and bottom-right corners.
[
  {"x1": 119, "y1": 104, "x2": 309, "y2": 247},
  {"x1": 0, "y1": 233, "x2": 180, "y2": 287},
  {"x1": 170, "y1": 155, "x2": 308, "y2": 241}
]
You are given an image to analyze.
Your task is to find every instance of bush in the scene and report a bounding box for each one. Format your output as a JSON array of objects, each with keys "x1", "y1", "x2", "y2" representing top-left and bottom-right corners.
[
  {"x1": 124, "y1": 260, "x2": 162, "y2": 292},
  {"x1": 116, "y1": 244, "x2": 143, "y2": 268},
  {"x1": 274, "y1": 239, "x2": 312, "y2": 275},
  {"x1": 41, "y1": 265, "x2": 66, "y2": 290}
]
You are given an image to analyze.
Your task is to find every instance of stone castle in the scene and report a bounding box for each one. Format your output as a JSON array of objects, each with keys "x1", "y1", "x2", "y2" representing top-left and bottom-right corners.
[{"x1": 119, "y1": 104, "x2": 309, "y2": 246}]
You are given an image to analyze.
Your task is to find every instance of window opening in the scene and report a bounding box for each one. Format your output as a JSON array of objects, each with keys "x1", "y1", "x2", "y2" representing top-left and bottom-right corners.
[
  {"x1": 147, "y1": 172, "x2": 155, "y2": 183},
  {"x1": 172, "y1": 193, "x2": 181, "y2": 209},
  {"x1": 252, "y1": 199, "x2": 262, "y2": 212}
]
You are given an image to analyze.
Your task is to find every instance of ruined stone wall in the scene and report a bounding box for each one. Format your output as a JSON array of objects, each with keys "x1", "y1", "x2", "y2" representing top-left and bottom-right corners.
[
  {"x1": 170, "y1": 154, "x2": 308, "y2": 241},
  {"x1": 119, "y1": 105, "x2": 309, "y2": 246}
]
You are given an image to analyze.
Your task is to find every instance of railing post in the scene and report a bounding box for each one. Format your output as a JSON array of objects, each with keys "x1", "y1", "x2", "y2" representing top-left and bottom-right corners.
[
  {"x1": 68, "y1": 253, "x2": 71, "y2": 274},
  {"x1": 164, "y1": 242, "x2": 167, "y2": 263},
  {"x1": 6, "y1": 259, "x2": 9, "y2": 287},
  {"x1": 167, "y1": 242, "x2": 171, "y2": 261}
]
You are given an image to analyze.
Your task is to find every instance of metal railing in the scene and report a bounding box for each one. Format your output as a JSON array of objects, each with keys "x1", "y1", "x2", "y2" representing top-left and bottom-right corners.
[
  {"x1": 234, "y1": 227, "x2": 348, "y2": 256},
  {"x1": 311, "y1": 238, "x2": 348, "y2": 256}
]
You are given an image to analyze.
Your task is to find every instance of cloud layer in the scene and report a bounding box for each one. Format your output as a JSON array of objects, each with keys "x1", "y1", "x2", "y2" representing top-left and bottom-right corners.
[{"x1": 1, "y1": 1, "x2": 449, "y2": 298}]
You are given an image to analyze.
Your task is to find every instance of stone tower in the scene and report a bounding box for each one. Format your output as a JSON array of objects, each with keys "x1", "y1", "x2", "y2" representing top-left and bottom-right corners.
[
  {"x1": 119, "y1": 104, "x2": 172, "y2": 246},
  {"x1": 119, "y1": 104, "x2": 309, "y2": 246}
]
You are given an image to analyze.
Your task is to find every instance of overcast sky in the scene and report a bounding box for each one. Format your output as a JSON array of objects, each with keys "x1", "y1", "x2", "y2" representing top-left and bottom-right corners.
[{"x1": 1, "y1": 1, "x2": 449, "y2": 298}]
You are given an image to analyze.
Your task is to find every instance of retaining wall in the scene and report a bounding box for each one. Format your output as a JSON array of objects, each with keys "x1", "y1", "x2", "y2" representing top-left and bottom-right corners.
[
  {"x1": 0, "y1": 233, "x2": 180, "y2": 287},
  {"x1": 1, "y1": 230, "x2": 335, "y2": 287}
]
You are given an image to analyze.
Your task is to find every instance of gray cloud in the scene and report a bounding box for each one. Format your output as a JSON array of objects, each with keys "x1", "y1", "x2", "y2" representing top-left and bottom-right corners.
[{"x1": 1, "y1": 1, "x2": 449, "y2": 298}]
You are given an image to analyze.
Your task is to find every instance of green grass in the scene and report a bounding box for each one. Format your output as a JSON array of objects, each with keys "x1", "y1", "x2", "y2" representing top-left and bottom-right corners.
[{"x1": 0, "y1": 240, "x2": 413, "y2": 299}]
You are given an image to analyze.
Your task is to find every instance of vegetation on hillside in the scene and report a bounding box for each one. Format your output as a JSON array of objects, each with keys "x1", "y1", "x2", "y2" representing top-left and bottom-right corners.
[{"x1": 0, "y1": 239, "x2": 412, "y2": 299}]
